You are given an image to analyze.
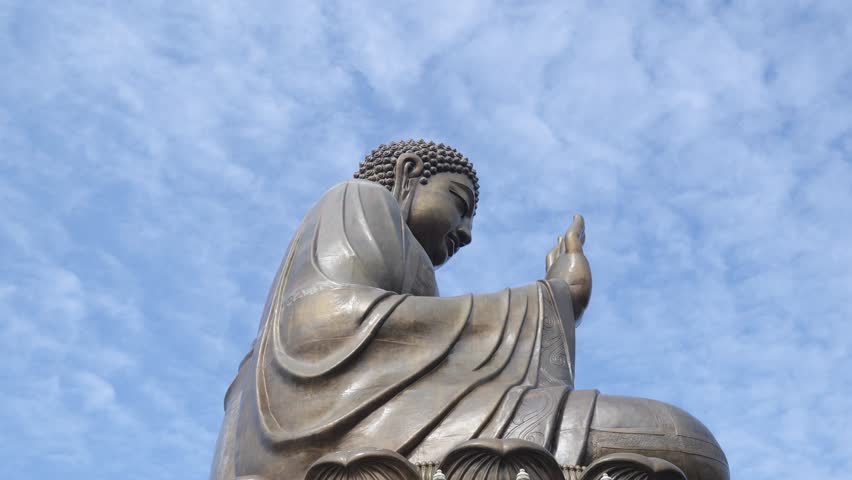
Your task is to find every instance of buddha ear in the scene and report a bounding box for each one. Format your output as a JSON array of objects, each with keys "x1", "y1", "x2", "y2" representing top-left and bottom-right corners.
[{"x1": 392, "y1": 153, "x2": 424, "y2": 218}]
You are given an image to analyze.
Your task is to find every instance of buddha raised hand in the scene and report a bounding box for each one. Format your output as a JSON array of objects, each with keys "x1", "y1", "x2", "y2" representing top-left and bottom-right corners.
[{"x1": 546, "y1": 213, "x2": 592, "y2": 322}]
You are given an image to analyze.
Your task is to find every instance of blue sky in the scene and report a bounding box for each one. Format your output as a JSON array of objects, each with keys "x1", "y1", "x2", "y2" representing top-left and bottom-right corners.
[{"x1": 2, "y1": 1, "x2": 850, "y2": 478}]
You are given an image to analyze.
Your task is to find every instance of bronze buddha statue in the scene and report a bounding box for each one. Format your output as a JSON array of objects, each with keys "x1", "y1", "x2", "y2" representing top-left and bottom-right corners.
[{"x1": 210, "y1": 140, "x2": 728, "y2": 480}]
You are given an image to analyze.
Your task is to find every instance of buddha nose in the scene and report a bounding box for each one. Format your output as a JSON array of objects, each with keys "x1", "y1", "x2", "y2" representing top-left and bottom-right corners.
[{"x1": 456, "y1": 220, "x2": 472, "y2": 247}]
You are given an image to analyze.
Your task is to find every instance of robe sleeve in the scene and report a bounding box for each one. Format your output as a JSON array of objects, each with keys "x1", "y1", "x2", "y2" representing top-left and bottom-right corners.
[{"x1": 248, "y1": 181, "x2": 576, "y2": 463}]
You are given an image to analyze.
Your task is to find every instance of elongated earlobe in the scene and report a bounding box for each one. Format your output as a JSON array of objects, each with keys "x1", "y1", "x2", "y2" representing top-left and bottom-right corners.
[{"x1": 392, "y1": 153, "x2": 424, "y2": 220}]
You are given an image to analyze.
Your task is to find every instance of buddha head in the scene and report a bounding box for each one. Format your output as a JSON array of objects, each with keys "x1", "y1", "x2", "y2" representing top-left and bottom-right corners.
[{"x1": 353, "y1": 140, "x2": 479, "y2": 267}]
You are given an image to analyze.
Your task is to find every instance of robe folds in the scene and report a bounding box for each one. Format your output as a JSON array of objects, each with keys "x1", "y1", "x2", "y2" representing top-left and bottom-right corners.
[{"x1": 211, "y1": 180, "x2": 591, "y2": 480}]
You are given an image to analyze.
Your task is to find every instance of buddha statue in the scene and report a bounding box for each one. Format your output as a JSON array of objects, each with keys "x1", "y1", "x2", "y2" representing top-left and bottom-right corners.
[{"x1": 209, "y1": 140, "x2": 729, "y2": 480}]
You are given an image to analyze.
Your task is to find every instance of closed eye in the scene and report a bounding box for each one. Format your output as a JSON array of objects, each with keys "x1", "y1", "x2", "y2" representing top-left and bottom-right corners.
[{"x1": 450, "y1": 189, "x2": 471, "y2": 216}]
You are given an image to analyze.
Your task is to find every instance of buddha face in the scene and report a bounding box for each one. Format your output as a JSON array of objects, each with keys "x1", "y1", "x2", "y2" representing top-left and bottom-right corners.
[{"x1": 406, "y1": 172, "x2": 475, "y2": 268}]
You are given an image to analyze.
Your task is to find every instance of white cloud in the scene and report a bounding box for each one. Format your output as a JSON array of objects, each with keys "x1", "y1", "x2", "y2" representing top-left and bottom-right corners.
[{"x1": 71, "y1": 371, "x2": 117, "y2": 411}]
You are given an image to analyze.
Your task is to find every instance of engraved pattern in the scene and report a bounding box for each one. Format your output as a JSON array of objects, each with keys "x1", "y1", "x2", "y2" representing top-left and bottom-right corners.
[
  {"x1": 500, "y1": 283, "x2": 574, "y2": 451},
  {"x1": 504, "y1": 387, "x2": 566, "y2": 448},
  {"x1": 537, "y1": 287, "x2": 572, "y2": 387}
]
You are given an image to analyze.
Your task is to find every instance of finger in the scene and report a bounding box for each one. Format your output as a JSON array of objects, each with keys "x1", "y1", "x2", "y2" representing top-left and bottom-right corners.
[
  {"x1": 566, "y1": 214, "x2": 586, "y2": 253},
  {"x1": 546, "y1": 239, "x2": 561, "y2": 270},
  {"x1": 558, "y1": 234, "x2": 566, "y2": 254},
  {"x1": 546, "y1": 242, "x2": 553, "y2": 270},
  {"x1": 567, "y1": 214, "x2": 585, "y2": 238},
  {"x1": 546, "y1": 248, "x2": 556, "y2": 271}
]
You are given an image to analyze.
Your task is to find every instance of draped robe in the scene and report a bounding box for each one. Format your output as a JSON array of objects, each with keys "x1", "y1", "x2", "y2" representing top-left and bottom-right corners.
[{"x1": 211, "y1": 180, "x2": 595, "y2": 480}]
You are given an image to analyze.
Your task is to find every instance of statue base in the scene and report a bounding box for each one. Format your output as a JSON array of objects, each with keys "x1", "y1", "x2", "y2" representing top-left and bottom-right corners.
[{"x1": 303, "y1": 439, "x2": 687, "y2": 480}]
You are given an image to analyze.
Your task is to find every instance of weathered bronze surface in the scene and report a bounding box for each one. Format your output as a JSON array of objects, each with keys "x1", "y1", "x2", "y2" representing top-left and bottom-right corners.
[{"x1": 209, "y1": 140, "x2": 729, "y2": 480}]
